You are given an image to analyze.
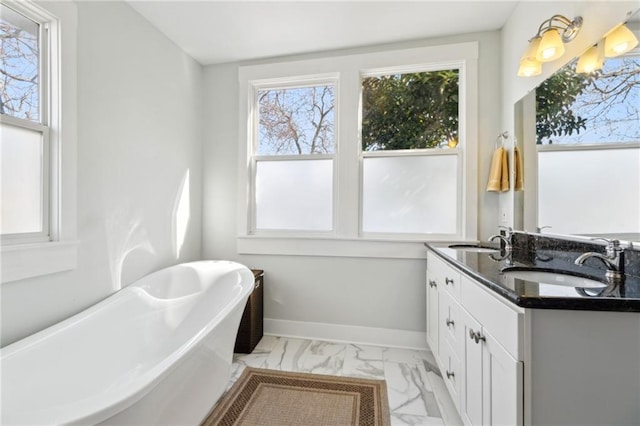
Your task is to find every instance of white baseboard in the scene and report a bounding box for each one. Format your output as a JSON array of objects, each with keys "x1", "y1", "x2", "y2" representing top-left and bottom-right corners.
[{"x1": 264, "y1": 318, "x2": 428, "y2": 350}]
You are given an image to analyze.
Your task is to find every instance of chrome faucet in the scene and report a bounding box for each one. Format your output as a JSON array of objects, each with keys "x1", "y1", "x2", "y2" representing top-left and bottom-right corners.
[
  {"x1": 489, "y1": 226, "x2": 512, "y2": 252},
  {"x1": 574, "y1": 239, "x2": 624, "y2": 283}
]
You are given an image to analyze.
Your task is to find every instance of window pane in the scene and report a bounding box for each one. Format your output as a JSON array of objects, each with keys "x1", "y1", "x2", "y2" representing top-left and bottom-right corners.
[
  {"x1": 256, "y1": 159, "x2": 332, "y2": 230},
  {"x1": 536, "y1": 55, "x2": 640, "y2": 145},
  {"x1": 538, "y1": 148, "x2": 640, "y2": 234},
  {"x1": 362, "y1": 70, "x2": 459, "y2": 151},
  {"x1": 1, "y1": 123, "x2": 43, "y2": 234},
  {"x1": 0, "y1": 4, "x2": 40, "y2": 122},
  {"x1": 257, "y1": 85, "x2": 335, "y2": 155},
  {"x1": 362, "y1": 155, "x2": 457, "y2": 234}
]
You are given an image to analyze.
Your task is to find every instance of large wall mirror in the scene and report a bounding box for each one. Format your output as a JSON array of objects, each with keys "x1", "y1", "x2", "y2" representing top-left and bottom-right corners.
[{"x1": 514, "y1": 8, "x2": 640, "y2": 244}]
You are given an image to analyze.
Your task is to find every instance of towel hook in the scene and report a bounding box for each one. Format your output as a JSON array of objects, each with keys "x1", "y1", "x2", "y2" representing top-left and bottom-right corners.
[{"x1": 496, "y1": 131, "x2": 509, "y2": 149}]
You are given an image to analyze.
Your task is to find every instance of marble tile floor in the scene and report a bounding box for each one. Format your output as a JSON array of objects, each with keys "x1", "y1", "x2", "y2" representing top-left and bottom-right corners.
[{"x1": 226, "y1": 336, "x2": 463, "y2": 426}]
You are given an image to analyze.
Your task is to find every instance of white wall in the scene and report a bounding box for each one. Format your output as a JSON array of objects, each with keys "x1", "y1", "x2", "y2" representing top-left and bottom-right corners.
[
  {"x1": 203, "y1": 31, "x2": 502, "y2": 344},
  {"x1": 500, "y1": 1, "x2": 639, "y2": 227},
  {"x1": 0, "y1": 1, "x2": 203, "y2": 347}
]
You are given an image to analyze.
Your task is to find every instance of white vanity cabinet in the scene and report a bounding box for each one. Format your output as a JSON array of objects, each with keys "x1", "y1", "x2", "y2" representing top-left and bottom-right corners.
[
  {"x1": 426, "y1": 252, "x2": 524, "y2": 426},
  {"x1": 427, "y1": 247, "x2": 640, "y2": 425}
]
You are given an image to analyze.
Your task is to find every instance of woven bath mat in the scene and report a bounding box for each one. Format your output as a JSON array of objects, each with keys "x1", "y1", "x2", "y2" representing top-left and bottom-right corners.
[{"x1": 202, "y1": 367, "x2": 390, "y2": 426}]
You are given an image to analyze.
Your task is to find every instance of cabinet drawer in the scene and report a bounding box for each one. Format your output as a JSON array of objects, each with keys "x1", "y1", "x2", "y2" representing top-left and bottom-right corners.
[
  {"x1": 460, "y1": 275, "x2": 523, "y2": 359},
  {"x1": 428, "y1": 252, "x2": 461, "y2": 301}
]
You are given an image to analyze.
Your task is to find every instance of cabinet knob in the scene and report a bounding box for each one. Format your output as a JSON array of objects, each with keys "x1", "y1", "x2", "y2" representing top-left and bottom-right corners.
[
  {"x1": 445, "y1": 277, "x2": 454, "y2": 285},
  {"x1": 469, "y1": 329, "x2": 486, "y2": 344},
  {"x1": 428, "y1": 280, "x2": 437, "y2": 288},
  {"x1": 446, "y1": 370, "x2": 455, "y2": 379},
  {"x1": 446, "y1": 318, "x2": 455, "y2": 327}
]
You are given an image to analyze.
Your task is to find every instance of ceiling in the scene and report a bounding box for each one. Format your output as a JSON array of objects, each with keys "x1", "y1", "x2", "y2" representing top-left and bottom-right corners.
[{"x1": 126, "y1": 1, "x2": 520, "y2": 65}]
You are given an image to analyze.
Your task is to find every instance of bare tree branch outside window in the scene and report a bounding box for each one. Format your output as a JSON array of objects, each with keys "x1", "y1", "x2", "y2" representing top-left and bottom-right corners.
[
  {"x1": 536, "y1": 55, "x2": 640, "y2": 144},
  {"x1": 257, "y1": 85, "x2": 335, "y2": 155},
  {"x1": 0, "y1": 5, "x2": 39, "y2": 122}
]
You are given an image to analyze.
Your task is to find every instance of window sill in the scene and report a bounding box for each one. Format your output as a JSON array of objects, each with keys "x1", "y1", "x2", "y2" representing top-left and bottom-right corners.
[
  {"x1": 237, "y1": 235, "x2": 464, "y2": 259},
  {"x1": 1, "y1": 240, "x2": 78, "y2": 284}
]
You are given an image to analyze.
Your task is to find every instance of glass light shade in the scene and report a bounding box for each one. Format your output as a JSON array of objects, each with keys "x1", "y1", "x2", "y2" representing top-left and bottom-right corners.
[
  {"x1": 604, "y1": 24, "x2": 639, "y2": 57},
  {"x1": 517, "y1": 58, "x2": 542, "y2": 77},
  {"x1": 536, "y1": 29, "x2": 565, "y2": 62},
  {"x1": 522, "y1": 36, "x2": 542, "y2": 61},
  {"x1": 576, "y1": 44, "x2": 604, "y2": 73}
]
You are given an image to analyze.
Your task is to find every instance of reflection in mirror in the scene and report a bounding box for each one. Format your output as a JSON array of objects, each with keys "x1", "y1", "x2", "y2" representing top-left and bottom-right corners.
[{"x1": 514, "y1": 9, "x2": 640, "y2": 244}]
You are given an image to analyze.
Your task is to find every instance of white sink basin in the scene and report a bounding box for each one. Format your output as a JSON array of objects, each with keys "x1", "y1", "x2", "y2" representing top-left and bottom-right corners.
[
  {"x1": 448, "y1": 244, "x2": 499, "y2": 253},
  {"x1": 502, "y1": 270, "x2": 607, "y2": 288}
]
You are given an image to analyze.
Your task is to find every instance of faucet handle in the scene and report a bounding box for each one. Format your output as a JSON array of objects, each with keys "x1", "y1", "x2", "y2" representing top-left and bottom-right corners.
[
  {"x1": 536, "y1": 225, "x2": 551, "y2": 233},
  {"x1": 498, "y1": 226, "x2": 513, "y2": 234},
  {"x1": 590, "y1": 238, "x2": 621, "y2": 255},
  {"x1": 590, "y1": 237, "x2": 620, "y2": 246}
]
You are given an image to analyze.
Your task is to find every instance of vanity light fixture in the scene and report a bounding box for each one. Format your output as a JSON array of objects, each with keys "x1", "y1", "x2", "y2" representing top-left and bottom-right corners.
[
  {"x1": 518, "y1": 14, "x2": 583, "y2": 77},
  {"x1": 604, "y1": 23, "x2": 639, "y2": 57}
]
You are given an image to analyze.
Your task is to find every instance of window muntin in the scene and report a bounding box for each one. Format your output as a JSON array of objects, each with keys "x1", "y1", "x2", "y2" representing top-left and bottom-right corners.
[
  {"x1": 251, "y1": 79, "x2": 337, "y2": 233},
  {"x1": 360, "y1": 68, "x2": 462, "y2": 236},
  {"x1": 1, "y1": 2, "x2": 51, "y2": 244}
]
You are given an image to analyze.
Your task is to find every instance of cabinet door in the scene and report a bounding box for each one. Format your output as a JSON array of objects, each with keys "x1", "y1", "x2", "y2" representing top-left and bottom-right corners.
[
  {"x1": 461, "y1": 310, "x2": 483, "y2": 426},
  {"x1": 426, "y1": 269, "x2": 439, "y2": 352},
  {"x1": 461, "y1": 313, "x2": 523, "y2": 426},
  {"x1": 483, "y1": 331, "x2": 523, "y2": 426},
  {"x1": 439, "y1": 338, "x2": 462, "y2": 410}
]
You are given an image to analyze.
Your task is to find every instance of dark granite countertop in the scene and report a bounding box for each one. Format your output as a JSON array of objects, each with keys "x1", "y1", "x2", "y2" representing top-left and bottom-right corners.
[{"x1": 425, "y1": 242, "x2": 640, "y2": 312}]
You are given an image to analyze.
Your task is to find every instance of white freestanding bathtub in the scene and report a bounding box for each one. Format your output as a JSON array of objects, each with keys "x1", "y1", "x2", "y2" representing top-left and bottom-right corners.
[{"x1": 0, "y1": 260, "x2": 255, "y2": 425}]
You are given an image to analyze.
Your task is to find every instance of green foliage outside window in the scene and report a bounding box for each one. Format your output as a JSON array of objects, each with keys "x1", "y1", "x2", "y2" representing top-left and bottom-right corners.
[
  {"x1": 361, "y1": 70, "x2": 459, "y2": 151},
  {"x1": 536, "y1": 55, "x2": 640, "y2": 145},
  {"x1": 535, "y1": 68, "x2": 591, "y2": 144}
]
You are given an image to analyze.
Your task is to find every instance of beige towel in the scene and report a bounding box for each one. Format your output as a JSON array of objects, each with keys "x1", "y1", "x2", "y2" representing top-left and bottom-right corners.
[
  {"x1": 487, "y1": 147, "x2": 510, "y2": 192},
  {"x1": 500, "y1": 148, "x2": 509, "y2": 191},
  {"x1": 514, "y1": 146, "x2": 524, "y2": 191}
]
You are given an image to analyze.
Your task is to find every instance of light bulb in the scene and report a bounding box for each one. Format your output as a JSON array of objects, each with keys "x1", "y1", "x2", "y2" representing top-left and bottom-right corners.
[
  {"x1": 604, "y1": 24, "x2": 639, "y2": 57},
  {"x1": 576, "y1": 44, "x2": 604, "y2": 73},
  {"x1": 536, "y1": 29, "x2": 565, "y2": 62},
  {"x1": 517, "y1": 58, "x2": 542, "y2": 77}
]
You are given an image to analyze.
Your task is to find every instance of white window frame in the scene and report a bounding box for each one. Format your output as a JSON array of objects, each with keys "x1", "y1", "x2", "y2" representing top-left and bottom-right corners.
[
  {"x1": 237, "y1": 43, "x2": 478, "y2": 258},
  {"x1": 1, "y1": 1, "x2": 51, "y2": 244},
  {"x1": 1, "y1": 0, "x2": 78, "y2": 283},
  {"x1": 358, "y1": 63, "x2": 466, "y2": 241},
  {"x1": 248, "y1": 75, "x2": 339, "y2": 236}
]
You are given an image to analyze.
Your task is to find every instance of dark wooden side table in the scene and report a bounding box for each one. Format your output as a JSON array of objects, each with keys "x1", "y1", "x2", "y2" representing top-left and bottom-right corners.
[{"x1": 234, "y1": 269, "x2": 264, "y2": 353}]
